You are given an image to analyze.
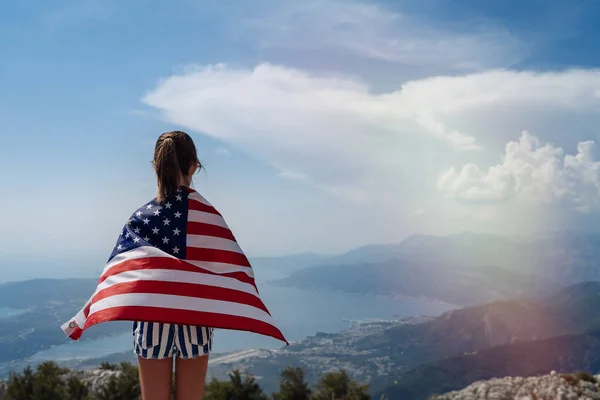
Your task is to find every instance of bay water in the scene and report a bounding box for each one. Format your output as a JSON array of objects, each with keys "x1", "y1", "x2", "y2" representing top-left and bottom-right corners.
[{"x1": 29, "y1": 284, "x2": 455, "y2": 362}]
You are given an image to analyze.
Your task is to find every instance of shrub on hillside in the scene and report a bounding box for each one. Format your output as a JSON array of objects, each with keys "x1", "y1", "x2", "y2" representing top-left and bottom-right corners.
[
  {"x1": 95, "y1": 362, "x2": 140, "y2": 400},
  {"x1": 204, "y1": 369, "x2": 267, "y2": 400},
  {"x1": 2, "y1": 362, "x2": 370, "y2": 400},
  {"x1": 272, "y1": 366, "x2": 312, "y2": 400},
  {"x1": 312, "y1": 369, "x2": 370, "y2": 400},
  {"x1": 3, "y1": 361, "x2": 91, "y2": 400}
]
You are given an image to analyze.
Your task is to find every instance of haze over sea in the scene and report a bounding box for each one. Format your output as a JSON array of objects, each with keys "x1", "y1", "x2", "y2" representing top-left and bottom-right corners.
[{"x1": 26, "y1": 284, "x2": 453, "y2": 362}]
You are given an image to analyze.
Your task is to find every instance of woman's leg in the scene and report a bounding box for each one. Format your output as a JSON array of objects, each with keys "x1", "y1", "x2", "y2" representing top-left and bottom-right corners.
[
  {"x1": 138, "y1": 356, "x2": 174, "y2": 400},
  {"x1": 174, "y1": 355, "x2": 209, "y2": 400},
  {"x1": 134, "y1": 322, "x2": 176, "y2": 400}
]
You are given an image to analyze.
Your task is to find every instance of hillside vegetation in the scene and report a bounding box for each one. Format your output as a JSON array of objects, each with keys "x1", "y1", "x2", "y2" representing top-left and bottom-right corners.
[{"x1": 0, "y1": 361, "x2": 370, "y2": 400}]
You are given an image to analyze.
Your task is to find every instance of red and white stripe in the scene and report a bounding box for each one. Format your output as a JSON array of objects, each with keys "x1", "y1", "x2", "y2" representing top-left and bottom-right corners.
[{"x1": 61, "y1": 190, "x2": 287, "y2": 344}]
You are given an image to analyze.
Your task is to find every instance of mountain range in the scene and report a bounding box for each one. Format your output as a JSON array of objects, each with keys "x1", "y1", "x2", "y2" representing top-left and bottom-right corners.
[
  {"x1": 3, "y1": 231, "x2": 600, "y2": 396},
  {"x1": 147, "y1": 280, "x2": 600, "y2": 395},
  {"x1": 285, "y1": 231, "x2": 600, "y2": 283},
  {"x1": 271, "y1": 231, "x2": 600, "y2": 305}
]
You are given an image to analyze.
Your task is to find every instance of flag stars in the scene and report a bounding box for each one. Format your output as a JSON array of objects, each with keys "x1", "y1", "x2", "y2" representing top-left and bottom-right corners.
[{"x1": 112, "y1": 197, "x2": 187, "y2": 258}]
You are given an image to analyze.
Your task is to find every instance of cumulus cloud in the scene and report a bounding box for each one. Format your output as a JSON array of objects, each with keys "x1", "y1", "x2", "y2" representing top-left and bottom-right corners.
[
  {"x1": 438, "y1": 132, "x2": 600, "y2": 212},
  {"x1": 143, "y1": 63, "x2": 600, "y2": 216}
]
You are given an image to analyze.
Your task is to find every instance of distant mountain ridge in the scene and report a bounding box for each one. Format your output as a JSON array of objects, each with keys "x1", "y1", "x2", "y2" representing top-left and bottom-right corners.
[
  {"x1": 272, "y1": 258, "x2": 559, "y2": 305},
  {"x1": 3, "y1": 232, "x2": 600, "y2": 394},
  {"x1": 5, "y1": 280, "x2": 600, "y2": 396},
  {"x1": 307, "y1": 231, "x2": 600, "y2": 283},
  {"x1": 271, "y1": 231, "x2": 600, "y2": 305}
]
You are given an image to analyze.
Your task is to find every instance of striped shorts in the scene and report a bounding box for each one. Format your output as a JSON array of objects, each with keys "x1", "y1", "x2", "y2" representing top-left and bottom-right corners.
[{"x1": 133, "y1": 321, "x2": 214, "y2": 360}]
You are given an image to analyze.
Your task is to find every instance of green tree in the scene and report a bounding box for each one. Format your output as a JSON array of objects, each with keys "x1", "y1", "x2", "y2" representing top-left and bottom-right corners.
[
  {"x1": 4, "y1": 366, "x2": 35, "y2": 400},
  {"x1": 66, "y1": 375, "x2": 90, "y2": 400},
  {"x1": 95, "y1": 362, "x2": 141, "y2": 400},
  {"x1": 204, "y1": 369, "x2": 267, "y2": 400},
  {"x1": 312, "y1": 370, "x2": 370, "y2": 400},
  {"x1": 229, "y1": 369, "x2": 267, "y2": 400},
  {"x1": 4, "y1": 362, "x2": 90, "y2": 400},
  {"x1": 204, "y1": 378, "x2": 234, "y2": 400},
  {"x1": 31, "y1": 362, "x2": 69, "y2": 400},
  {"x1": 273, "y1": 366, "x2": 311, "y2": 400},
  {"x1": 99, "y1": 362, "x2": 118, "y2": 371}
]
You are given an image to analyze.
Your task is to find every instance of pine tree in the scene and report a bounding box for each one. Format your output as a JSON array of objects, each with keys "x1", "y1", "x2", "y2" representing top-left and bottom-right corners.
[
  {"x1": 312, "y1": 370, "x2": 370, "y2": 400},
  {"x1": 204, "y1": 369, "x2": 267, "y2": 400},
  {"x1": 273, "y1": 366, "x2": 311, "y2": 400}
]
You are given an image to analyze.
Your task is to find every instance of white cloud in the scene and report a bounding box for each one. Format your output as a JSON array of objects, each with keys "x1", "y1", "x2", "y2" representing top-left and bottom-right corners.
[
  {"x1": 242, "y1": 0, "x2": 524, "y2": 71},
  {"x1": 410, "y1": 208, "x2": 426, "y2": 217},
  {"x1": 438, "y1": 131, "x2": 600, "y2": 212},
  {"x1": 142, "y1": 64, "x2": 600, "y2": 221},
  {"x1": 142, "y1": 63, "x2": 480, "y2": 200}
]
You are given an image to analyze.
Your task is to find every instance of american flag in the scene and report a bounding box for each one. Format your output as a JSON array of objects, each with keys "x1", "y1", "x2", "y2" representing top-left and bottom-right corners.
[{"x1": 61, "y1": 187, "x2": 288, "y2": 345}]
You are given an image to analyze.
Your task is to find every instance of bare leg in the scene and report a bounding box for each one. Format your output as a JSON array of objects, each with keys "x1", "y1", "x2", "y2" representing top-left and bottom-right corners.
[
  {"x1": 137, "y1": 356, "x2": 173, "y2": 400},
  {"x1": 175, "y1": 355, "x2": 209, "y2": 400}
]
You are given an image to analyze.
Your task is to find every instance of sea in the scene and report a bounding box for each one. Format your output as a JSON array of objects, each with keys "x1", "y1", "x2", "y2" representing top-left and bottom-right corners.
[
  {"x1": 26, "y1": 284, "x2": 455, "y2": 362},
  {"x1": 0, "y1": 307, "x2": 25, "y2": 318}
]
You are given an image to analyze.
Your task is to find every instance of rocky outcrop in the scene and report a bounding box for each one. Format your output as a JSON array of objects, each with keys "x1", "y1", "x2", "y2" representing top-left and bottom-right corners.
[
  {"x1": 431, "y1": 372, "x2": 600, "y2": 400},
  {"x1": 70, "y1": 368, "x2": 121, "y2": 395}
]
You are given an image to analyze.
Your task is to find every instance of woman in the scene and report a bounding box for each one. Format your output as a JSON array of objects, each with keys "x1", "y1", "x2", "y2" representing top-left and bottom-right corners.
[
  {"x1": 135, "y1": 130, "x2": 211, "y2": 399},
  {"x1": 62, "y1": 130, "x2": 287, "y2": 399}
]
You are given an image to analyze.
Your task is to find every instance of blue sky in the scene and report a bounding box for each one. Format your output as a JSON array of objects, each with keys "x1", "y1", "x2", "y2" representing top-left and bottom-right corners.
[{"x1": 2, "y1": 0, "x2": 600, "y2": 280}]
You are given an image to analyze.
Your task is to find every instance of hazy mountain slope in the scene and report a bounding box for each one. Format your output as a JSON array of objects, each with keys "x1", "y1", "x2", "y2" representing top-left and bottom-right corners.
[
  {"x1": 379, "y1": 330, "x2": 600, "y2": 400},
  {"x1": 327, "y1": 232, "x2": 600, "y2": 284},
  {"x1": 272, "y1": 258, "x2": 559, "y2": 305},
  {"x1": 250, "y1": 253, "x2": 329, "y2": 281},
  {"x1": 0, "y1": 278, "x2": 97, "y2": 308},
  {"x1": 78, "y1": 281, "x2": 600, "y2": 396},
  {"x1": 0, "y1": 279, "x2": 128, "y2": 363}
]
